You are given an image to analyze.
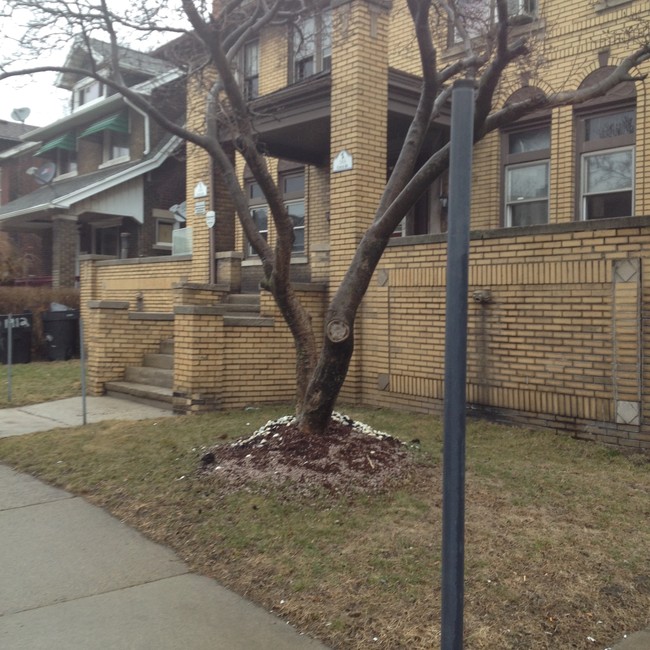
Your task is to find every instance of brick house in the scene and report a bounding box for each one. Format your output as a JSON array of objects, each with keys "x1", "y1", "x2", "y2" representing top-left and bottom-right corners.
[
  {"x1": 81, "y1": 0, "x2": 650, "y2": 452},
  {"x1": 0, "y1": 39, "x2": 187, "y2": 287}
]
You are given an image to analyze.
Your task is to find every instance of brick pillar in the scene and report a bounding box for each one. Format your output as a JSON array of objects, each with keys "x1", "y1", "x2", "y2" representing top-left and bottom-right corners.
[
  {"x1": 329, "y1": 0, "x2": 390, "y2": 401},
  {"x1": 51, "y1": 217, "x2": 78, "y2": 287}
]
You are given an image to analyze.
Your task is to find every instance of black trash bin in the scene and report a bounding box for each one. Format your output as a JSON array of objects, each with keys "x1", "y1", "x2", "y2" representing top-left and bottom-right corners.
[
  {"x1": 0, "y1": 312, "x2": 33, "y2": 364},
  {"x1": 42, "y1": 309, "x2": 80, "y2": 361}
]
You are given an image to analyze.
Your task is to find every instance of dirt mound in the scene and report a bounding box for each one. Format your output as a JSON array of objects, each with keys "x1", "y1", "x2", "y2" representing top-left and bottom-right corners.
[{"x1": 200, "y1": 414, "x2": 416, "y2": 495}]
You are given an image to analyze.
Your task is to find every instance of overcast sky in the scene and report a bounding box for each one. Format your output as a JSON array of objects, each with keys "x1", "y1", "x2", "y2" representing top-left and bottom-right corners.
[{"x1": 2, "y1": 72, "x2": 69, "y2": 127}]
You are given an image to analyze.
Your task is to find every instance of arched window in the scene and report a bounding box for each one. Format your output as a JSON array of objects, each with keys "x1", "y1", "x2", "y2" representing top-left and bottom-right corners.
[
  {"x1": 501, "y1": 87, "x2": 550, "y2": 227},
  {"x1": 575, "y1": 67, "x2": 637, "y2": 220}
]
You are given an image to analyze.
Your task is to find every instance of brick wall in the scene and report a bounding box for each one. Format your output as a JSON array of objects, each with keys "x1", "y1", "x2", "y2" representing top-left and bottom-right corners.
[{"x1": 361, "y1": 218, "x2": 650, "y2": 451}]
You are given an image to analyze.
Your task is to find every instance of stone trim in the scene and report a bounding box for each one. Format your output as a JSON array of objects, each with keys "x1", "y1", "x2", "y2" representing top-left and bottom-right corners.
[
  {"x1": 95, "y1": 254, "x2": 192, "y2": 267},
  {"x1": 128, "y1": 312, "x2": 174, "y2": 321},
  {"x1": 87, "y1": 300, "x2": 130, "y2": 310}
]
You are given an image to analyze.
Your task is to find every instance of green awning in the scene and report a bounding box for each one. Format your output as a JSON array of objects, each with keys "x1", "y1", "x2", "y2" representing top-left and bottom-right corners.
[
  {"x1": 78, "y1": 113, "x2": 129, "y2": 139},
  {"x1": 36, "y1": 132, "x2": 76, "y2": 155}
]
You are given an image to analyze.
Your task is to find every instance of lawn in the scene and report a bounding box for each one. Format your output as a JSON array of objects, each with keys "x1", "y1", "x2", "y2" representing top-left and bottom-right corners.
[
  {"x1": 0, "y1": 359, "x2": 81, "y2": 408},
  {"x1": 0, "y1": 405, "x2": 648, "y2": 649}
]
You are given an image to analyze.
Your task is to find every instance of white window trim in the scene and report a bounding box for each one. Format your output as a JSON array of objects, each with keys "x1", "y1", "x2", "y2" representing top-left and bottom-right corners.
[
  {"x1": 580, "y1": 145, "x2": 635, "y2": 221},
  {"x1": 504, "y1": 159, "x2": 550, "y2": 227},
  {"x1": 72, "y1": 78, "x2": 106, "y2": 112}
]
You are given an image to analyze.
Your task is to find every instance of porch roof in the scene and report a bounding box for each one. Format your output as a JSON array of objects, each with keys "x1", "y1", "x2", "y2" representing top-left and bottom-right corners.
[
  {"x1": 243, "y1": 68, "x2": 447, "y2": 167},
  {"x1": 0, "y1": 134, "x2": 181, "y2": 230}
]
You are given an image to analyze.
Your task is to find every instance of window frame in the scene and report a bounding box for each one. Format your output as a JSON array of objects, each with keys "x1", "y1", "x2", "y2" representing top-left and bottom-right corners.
[
  {"x1": 281, "y1": 168, "x2": 306, "y2": 255},
  {"x1": 576, "y1": 105, "x2": 635, "y2": 221},
  {"x1": 291, "y1": 11, "x2": 332, "y2": 83},
  {"x1": 73, "y1": 78, "x2": 106, "y2": 111},
  {"x1": 501, "y1": 122, "x2": 551, "y2": 228},
  {"x1": 241, "y1": 40, "x2": 259, "y2": 100}
]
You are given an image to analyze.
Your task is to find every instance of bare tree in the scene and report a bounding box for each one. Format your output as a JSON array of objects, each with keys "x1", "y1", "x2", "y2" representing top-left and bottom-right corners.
[{"x1": 2, "y1": 0, "x2": 649, "y2": 435}]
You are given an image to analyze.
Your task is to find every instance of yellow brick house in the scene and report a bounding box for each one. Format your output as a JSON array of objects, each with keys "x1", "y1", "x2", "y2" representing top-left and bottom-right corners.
[{"x1": 82, "y1": 0, "x2": 650, "y2": 451}]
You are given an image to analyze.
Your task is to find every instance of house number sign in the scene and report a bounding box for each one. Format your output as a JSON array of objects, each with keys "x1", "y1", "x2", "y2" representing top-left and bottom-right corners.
[
  {"x1": 332, "y1": 150, "x2": 353, "y2": 173},
  {"x1": 193, "y1": 181, "x2": 208, "y2": 198},
  {"x1": 205, "y1": 211, "x2": 216, "y2": 228}
]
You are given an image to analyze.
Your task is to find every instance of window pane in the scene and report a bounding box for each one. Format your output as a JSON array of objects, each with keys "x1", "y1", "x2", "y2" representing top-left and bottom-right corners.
[
  {"x1": 509, "y1": 201, "x2": 547, "y2": 227},
  {"x1": 294, "y1": 16, "x2": 315, "y2": 57},
  {"x1": 244, "y1": 42, "x2": 258, "y2": 77},
  {"x1": 157, "y1": 221, "x2": 173, "y2": 244},
  {"x1": 508, "y1": 127, "x2": 550, "y2": 154},
  {"x1": 506, "y1": 162, "x2": 548, "y2": 201},
  {"x1": 249, "y1": 182, "x2": 263, "y2": 200},
  {"x1": 585, "y1": 192, "x2": 632, "y2": 220},
  {"x1": 251, "y1": 207, "x2": 268, "y2": 233},
  {"x1": 585, "y1": 110, "x2": 635, "y2": 141},
  {"x1": 284, "y1": 173, "x2": 305, "y2": 195},
  {"x1": 585, "y1": 150, "x2": 633, "y2": 193},
  {"x1": 453, "y1": 0, "x2": 493, "y2": 41}
]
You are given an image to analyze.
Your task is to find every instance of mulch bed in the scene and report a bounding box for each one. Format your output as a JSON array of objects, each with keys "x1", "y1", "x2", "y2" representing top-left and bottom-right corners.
[{"x1": 199, "y1": 414, "x2": 417, "y2": 495}]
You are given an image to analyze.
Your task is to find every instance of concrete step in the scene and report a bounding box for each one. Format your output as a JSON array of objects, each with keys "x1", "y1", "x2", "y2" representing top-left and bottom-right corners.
[
  {"x1": 105, "y1": 381, "x2": 174, "y2": 411},
  {"x1": 159, "y1": 339, "x2": 174, "y2": 355},
  {"x1": 143, "y1": 353, "x2": 173, "y2": 370},
  {"x1": 125, "y1": 366, "x2": 173, "y2": 389},
  {"x1": 224, "y1": 294, "x2": 261, "y2": 307}
]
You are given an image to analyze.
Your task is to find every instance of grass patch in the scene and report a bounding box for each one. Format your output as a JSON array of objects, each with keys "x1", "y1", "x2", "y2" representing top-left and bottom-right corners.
[
  {"x1": 0, "y1": 359, "x2": 81, "y2": 408},
  {"x1": 0, "y1": 406, "x2": 648, "y2": 649}
]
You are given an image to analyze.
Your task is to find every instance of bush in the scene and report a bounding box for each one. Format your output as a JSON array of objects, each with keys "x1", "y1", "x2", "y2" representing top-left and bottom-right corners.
[{"x1": 0, "y1": 287, "x2": 80, "y2": 361}]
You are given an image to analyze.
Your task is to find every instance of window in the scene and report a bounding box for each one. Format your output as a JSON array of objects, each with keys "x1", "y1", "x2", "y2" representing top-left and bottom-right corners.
[
  {"x1": 104, "y1": 130, "x2": 130, "y2": 162},
  {"x1": 503, "y1": 125, "x2": 550, "y2": 227},
  {"x1": 93, "y1": 225, "x2": 120, "y2": 256},
  {"x1": 242, "y1": 40, "x2": 259, "y2": 100},
  {"x1": 74, "y1": 80, "x2": 105, "y2": 110},
  {"x1": 282, "y1": 170, "x2": 306, "y2": 255},
  {"x1": 246, "y1": 181, "x2": 268, "y2": 257},
  {"x1": 156, "y1": 219, "x2": 174, "y2": 248},
  {"x1": 578, "y1": 109, "x2": 635, "y2": 220},
  {"x1": 448, "y1": 0, "x2": 537, "y2": 44},
  {"x1": 292, "y1": 11, "x2": 331, "y2": 82}
]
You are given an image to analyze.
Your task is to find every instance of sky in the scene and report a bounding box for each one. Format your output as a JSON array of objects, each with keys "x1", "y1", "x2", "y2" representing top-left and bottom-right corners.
[{"x1": 2, "y1": 71, "x2": 69, "y2": 128}]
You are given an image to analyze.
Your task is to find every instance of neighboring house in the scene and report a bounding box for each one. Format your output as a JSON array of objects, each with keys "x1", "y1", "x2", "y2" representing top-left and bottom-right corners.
[
  {"x1": 0, "y1": 38, "x2": 187, "y2": 287},
  {"x1": 82, "y1": 0, "x2": 650, "y2": 452}
]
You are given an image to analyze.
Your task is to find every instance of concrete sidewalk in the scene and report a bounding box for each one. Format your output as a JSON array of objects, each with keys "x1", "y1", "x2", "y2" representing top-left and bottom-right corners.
[
  {"x1": 0, "y1": 396, "x2": 328, "y2": 649},
  {"x1": 0, "y1": 465, "x2": 328, "y2": 649},
  {"x1": 0, "y1": 395, "x2": 174, "y2": 438}
]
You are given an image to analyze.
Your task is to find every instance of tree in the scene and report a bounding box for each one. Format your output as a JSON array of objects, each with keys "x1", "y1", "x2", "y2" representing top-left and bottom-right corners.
[{"x1": 2, "y1": 0, "x2": 649, "y2": 435}]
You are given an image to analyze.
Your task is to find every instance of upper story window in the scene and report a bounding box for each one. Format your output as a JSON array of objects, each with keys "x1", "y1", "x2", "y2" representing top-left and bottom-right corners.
[
  {"x1": 73, "y1": 79, "x2": 105, "y2": 111},
  {"x1": 78, "y1": 112, "x2": 130, "y2": 166},
  {"x1": 503, "y1": 125, "x2": 550, "y2": 227},
  {"x1": 104, "y1": 129, "x2": 130, "y2": 162},
  {"x1": 242, "y1": 40, "x2": 259, "y2": 100},
  {"x1": 575, "y1": 66, "x2": 637, "y2": 221},
  {"x1": 35, "y1": 132, "x2": 78, "y2": 177},
  {"x1": 448, "y1": 0, "x2": 537, "y2": 45},
  {"x1": 578, "y1": 109, "x2": 635, "y2": 220},
  {"x1": 292, "y1": 11, "x2": 332, "y2": 83}
]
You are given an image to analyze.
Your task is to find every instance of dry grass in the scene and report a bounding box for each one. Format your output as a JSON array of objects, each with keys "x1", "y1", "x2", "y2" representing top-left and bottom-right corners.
[
  {"x1": 0, "y1": 406, "x2": 647, "y2": 649},
  {"x1": 0, "y1": 359, "x2": 81, "y2": 408}
]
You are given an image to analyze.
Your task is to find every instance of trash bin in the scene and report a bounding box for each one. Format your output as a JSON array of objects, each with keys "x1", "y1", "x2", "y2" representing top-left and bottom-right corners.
[
  {"x1": 0, "y1": 312, "x2": 33, "y2": 364},
  {"x1": 42, "y1": 309, "x2": 80, "y2": 361}
]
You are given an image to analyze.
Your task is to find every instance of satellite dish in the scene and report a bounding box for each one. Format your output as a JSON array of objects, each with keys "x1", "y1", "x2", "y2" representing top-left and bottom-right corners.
[
  {"x1": 26, "y1": 161, "x2": 57, "y2": 185},
  {"x1": 11, "y1": 107, "x2": 31, "y2": 123}
]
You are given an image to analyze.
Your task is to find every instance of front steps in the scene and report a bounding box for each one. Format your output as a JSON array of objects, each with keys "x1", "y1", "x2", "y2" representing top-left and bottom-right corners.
[
  {"x1": 105, "y1": 339, "x2": 174, "y2": 410},
  {"x1": 103, "y1": 294, "x2": 267, "y2": 409}
]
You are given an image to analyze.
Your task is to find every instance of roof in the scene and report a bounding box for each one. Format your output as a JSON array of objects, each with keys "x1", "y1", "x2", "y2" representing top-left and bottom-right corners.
[
  {"x1": 0, "y1": 120, "x2": 39, "y2": 146},
  {"x1": 0, "y1": 133, "x2": 182, "y2": 225},
  {"x1": 57, "y1": 37, "x2": 178, "y2": 90}
]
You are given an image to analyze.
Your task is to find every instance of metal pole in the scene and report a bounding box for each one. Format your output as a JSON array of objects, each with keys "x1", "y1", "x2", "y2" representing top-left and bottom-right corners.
[
  {"x1": 79, "y1": 316, "x2": 87, "y2": 425},
  {"x1": 7, "y1": 314, "x2": 13, "y2": 402},
  {"x1": 441, "y1": 79, "x2": 475, "y2": 650}
]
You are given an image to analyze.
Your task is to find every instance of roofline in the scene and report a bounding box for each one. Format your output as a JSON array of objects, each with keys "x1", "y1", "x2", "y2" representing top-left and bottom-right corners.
[
  {"x1": 0, "y1": 135, "x2": 182, "y2": 223},
  {"x1": 0, "y1": 141, "x2": 41, "y2": 161},
  {"x1": 22, "y1": 69, "x2": 184, "y2": 143}
]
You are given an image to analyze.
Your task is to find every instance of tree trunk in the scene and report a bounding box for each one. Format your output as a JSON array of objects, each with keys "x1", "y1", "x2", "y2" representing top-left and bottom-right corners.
[{"x1": 295, "y1": 335, "x2": 355, "y2": 435}]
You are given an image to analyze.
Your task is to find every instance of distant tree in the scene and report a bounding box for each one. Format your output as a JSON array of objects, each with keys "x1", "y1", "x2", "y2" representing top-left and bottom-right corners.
[{"x1": 2, "y1": 0, "x2": 649, "y2": 434}]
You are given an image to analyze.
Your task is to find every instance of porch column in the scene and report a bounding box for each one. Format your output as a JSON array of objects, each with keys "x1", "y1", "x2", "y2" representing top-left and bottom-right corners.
[
  {"x1": 329, "y1": 0, "x2": 390, "y2": 400},
  {"x1": 52, "y1": 216, "x2": 78, "y2": 287}
]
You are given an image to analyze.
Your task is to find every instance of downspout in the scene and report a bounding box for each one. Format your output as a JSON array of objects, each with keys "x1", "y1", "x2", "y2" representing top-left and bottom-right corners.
[{"x1": 124, "y1": 98, "x2": 150, "y2": 155}]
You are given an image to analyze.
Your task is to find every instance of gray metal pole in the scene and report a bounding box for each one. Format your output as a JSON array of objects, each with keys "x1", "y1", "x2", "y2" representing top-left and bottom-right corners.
[
  {"x1": 7, "y1": 314, "x2": 13, "y2": 402},
  {"x1": 79, "y1": 316, "x2": 87, "y2": 425},
  {"x1": 441, "y1": 79, "x2": 475, "y2": 650}
]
